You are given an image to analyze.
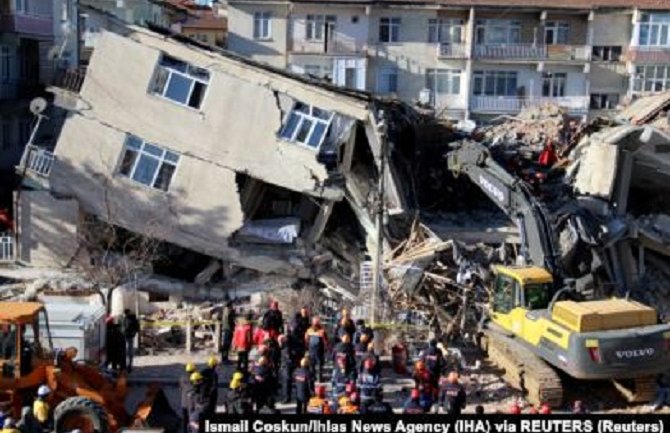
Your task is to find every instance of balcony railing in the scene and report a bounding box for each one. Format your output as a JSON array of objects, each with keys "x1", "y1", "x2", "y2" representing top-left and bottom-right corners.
[
  {"x1": 474, "y1": 43, "x2": 547, "y2": 59},
  {"x1": 20, "y1": 145, "x2": 55, "y2": 177},
  {"x1": 471, "y1": 95, "x2": 589, "y2": 113},
  {"x1": 53, "y1": 68, "x2": 86, "y2": 93},
  {"x1": 0, "y1": 13, "x2": 52, "y2": 37},
  {"x1": 546, "y1": 45, "x2": 591, "y2": 61},
  {"x1": 0, "y1": 233, "x2": 14, "y2": 263},
  {"x1": 437, "y1": 42, "x2": 469, "y2": 59},
  {"x1": 626, "y1": 46, "x2": 670, "y2": 63},
  {"x1": 290, "y1": 33, "x2": 367, "y2": 55}
]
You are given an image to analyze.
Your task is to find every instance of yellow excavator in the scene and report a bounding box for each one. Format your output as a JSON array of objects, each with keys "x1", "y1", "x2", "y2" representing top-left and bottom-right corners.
[{"x1": 447, "y1": 141, "x2": 670, "y2": 407}]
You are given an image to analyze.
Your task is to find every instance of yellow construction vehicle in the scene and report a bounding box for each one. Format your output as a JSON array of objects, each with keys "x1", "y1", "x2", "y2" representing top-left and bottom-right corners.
[
  {"x1": 0, "y1": 302, "x2": 178, "y2": 433},
  {"x1": 447, "y1": 141, "x2": 670, "y2": 407}
]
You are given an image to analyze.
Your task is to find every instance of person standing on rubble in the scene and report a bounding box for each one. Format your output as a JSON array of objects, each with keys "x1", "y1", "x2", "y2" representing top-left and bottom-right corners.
[
  {"x1": 181, "y1": 363, "x2": 197, "y2": 433},
  {"x1": 121, "y1": 309, "x2": 140, "y2": 373},
  {"x1": 201, "y1": 356, "x2": 219, "y2": 415},
  {"x1": 305, "y1": 316, "x2": 328, "y2": 382},
  {"x1": 335, "y1": 308, "x2": 356, "y2": 342},
  {"x1": 233, "y1": 312, "x2": 254, "y2": 372},
  {"x1": 438, "y1": 372, "x2": 466, "y2": 415},
  {"x1": 220, "y1": 302, "x2": 236, "y2": 364},
  {"x1": 262, "y1": 300, "x2": 284, "y2": 340},
  {"x1": 293, "y1": 357, "x2": 313, "y2": 414}
]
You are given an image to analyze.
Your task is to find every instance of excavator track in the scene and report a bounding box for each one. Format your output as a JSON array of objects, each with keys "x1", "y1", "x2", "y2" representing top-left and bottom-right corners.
[
  {"x1": 483, "y1": 329, "x2": 564, "y2": 408},
  {"x1": 612, "y1": 376, "x2": 658, "y2": 403}
]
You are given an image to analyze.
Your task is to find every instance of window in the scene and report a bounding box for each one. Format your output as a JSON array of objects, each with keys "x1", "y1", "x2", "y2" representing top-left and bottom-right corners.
[
  {"x1": 638, "y1": 13, "x2": 670, "y2": 47},
  {"x1": 590, "y1": 93, "x2": 620, "y2": 109},
  {"x1": 524, "y1": 283, "x2": 551, "y2": 310},
  {"x1": 118, "y1": 135, "x2": 180, "y2": 191},
  {"x1": 592, "y1": 46, "x2": 623, "y2": 62},
  {"x1": 253, "y1": 12, "x2": 272, "y2": 40},
  {"x1": 151, "y1": 55, "x2": 210, "y2": 109},
  {"x1": 475, "y1": 19, "x2": 520, "y2": 45},
  {"x1": 14, "y1": 0, "x2": 26, "y2": 13},
  {"x1": 544, "y1": 21, "x2": 569, "y2": 45},
  {"x1": 493, "y1": 275, "x2": 517, "y2": 314},
  {"x1": 306, "y1": 15, "x2": 336, "y2": 41},
  {"x1": 377, "y1": 67, "x2": 398, "y2": 93},
  {"x1": 428, "y1": 19, "x2": 463, "y2": 43},
  {"x1": 633, "y1": 65, "x2": 670, "y2": 93},
  {"x1": 541, "y1": 72, "x2": 566, "y2": 97},
  {"x1": 379, "y1": 17, "x2": 401, "y2": 43},
  {"x1": 279, "y1": 102, "x2": 333, "y2": 150},
  {"x1": 425, "y1": 69, "x2": 461, "y2": 95},
  {"x1": 473, "y1": 71, "x2": 518, "y2": 96}
]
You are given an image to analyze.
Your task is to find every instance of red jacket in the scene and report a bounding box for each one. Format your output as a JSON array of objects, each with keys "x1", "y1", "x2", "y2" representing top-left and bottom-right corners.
[{"x1": 233, "y1": 322, "x2": 253, "y2": 351}]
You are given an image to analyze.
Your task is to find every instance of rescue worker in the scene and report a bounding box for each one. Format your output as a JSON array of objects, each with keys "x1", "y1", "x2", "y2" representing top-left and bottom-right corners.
[
  {"x1": 16, "y1": 406, "x2": 36, "y2": 433},
  {"x1": 357, "y1": 358, "x2": 380, "y2": 406},
  {"x1": 221, "y1": 302, "x2": 236, "y2": 363},
  {"x1": 2, "y1": 418, "x2": 19, "y2": 433},
  {"x1": 181, "y1": 363, "x2": 197, "y2": 433},
  {"x1": 359, "y1": 342, "x2": 381, "y2": 375},
  {"x1": 261, "y1": 300, "x2": 284, "y2": 339},
  {"x1": 354, "y1": 319, "x2": 373, "y2": 345},
  {"x1": 32, "y1": 385, "x2": 51, "y2": 432},
  {"x1": 186, "y1": 372, "x2": 206, "y2": 433},
  {"x1": 279, "y1": 334, "x2": 297, "y2": 403},
  {"x1": 251, "y1": 356, "x2": 278, "y2": 414},
  {"x1": 354, "y1": 333, "x2": 369, "y2": 366},
  {"x1": 338, "y1": 393, "x2": 360, "y2": 414},
  {"x1": 200, "y1": 356, "x2": 219, "y2": 415},
  {"x1": 226, "y1": 371, "x2": 252, "y2": 414},
  {"x1": 334, "y1": 308, "x2": 356, "y2": 341},
  {"x1": 121, "y1": 308, "x2": 140, "y2": 373},
  {"x1": 413, "y1": 360, "x2": 436, "y2": 412},
  {"x1": 293, "y1": 357, "x2": 314, "y2": 414},
  {"x1": 232, "y1": 312, "x2": 254, "y2": 372},
  {"x1": 306, "y1": 385, "x2": 332, "y2": 414},
  {"x1": 360, "y1": 388, "x2": 393, "y2": 414},
  {"x1": 421, "y1": 338, "x2": 445, "y2": 385},
  {"x1": 305, "y1": 316, "x2": 328, "y2": 382},
  {"x1": 289, "y1": 312, "x2": 307, "y2": 362},
  {"x1": 331, "y1": 357, "x2": 356, "y2": 402},
  {"x1": 106, "y1": 318, "x2": 126, "y2": 372},
  {"x1": 438, "y1": 371, "x2": 466, "y2": 415},
  {"x1": 265, "y1": 336, "x2": 281, "y2": 376},
  {"x1": 403, "y1": 388, "x2": 425, "y2": 414},
  {"x1": 332, "y1": 333, "x2": 356, "y2": 374}
]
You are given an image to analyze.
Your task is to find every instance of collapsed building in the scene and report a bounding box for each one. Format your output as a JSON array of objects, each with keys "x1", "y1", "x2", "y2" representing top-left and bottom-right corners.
[{"x1": 14, "y1": 16, "x2": 425, "y2": 306}]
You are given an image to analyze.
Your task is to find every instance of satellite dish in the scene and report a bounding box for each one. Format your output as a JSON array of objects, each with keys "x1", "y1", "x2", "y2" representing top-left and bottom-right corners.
[{"x1": 30, "y1": 98, "x2": 48, "y2": 115}]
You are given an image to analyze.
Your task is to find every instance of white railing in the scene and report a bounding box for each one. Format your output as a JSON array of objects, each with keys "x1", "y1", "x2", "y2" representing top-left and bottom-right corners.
[
  {"x1": 290, "y1": 33, "x2": 367, "y2": 54},
  {"x1": 438, "y1": 42, "x2": 469, "y2": 58},
  {"x1": 474, "y1": 43, "x2": 547, "y2": 59},
  {"x1": 0, "y1": 233, "x2": 14, "y2": 263},
  {"x1": 471, "y1": 95, "x2": 589, "y2": 113},
  {"x1": 21, "y1": 145, "x2": 54, "y2": 177}
]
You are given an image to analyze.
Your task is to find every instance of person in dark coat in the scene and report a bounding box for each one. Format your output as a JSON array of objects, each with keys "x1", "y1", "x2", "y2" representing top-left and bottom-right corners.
[
  {"x1": 332, "y1": 333, "x2": 356, "y2": 374},
  {"x1": 305, "y1": 317, "x2": 328, "y2": 382},
  {"x1": 121, "y1": 309, "x2": 140, "y2": 373},
  {"x1": 180, "y1": 363, "x2": 196, "y2": 433},
  {"x1": 293, "y1": 357, "x2": 314, "y2": 414},
  {"x1": 334, "y1": 308, "x2": 356, "y2": 341},
  {"x1": 354, "y1": 319, "x2": 374, "y2": 345},
  {"x1": 359, "y1": 343, "x2": 381, "y2": 375},
  {"x1": 331, "y1": 357, "x2": 356, "y2": 402},
  {"x1": 220, "y1": 302, "x2": 236, "y2": 363},
  {"x1": 290, "y1": 308, "x2": 310, "y2": 361},
  {"x1": 421, "y1": 339, "x2": 445, "y2": 386},
  {"x1": 186, "y1": 372, "x2": 206, "y2": 433},
  {"x1": 261, "y1": 301, "x2": 284, "y2": 339},
  {"x1": 105, "y1": 319, "x2": 126, "y2": 372},
  {"x1": 360, "y1": 388, "x2": 393, "y2": 414},
  {"x1": 200, "y1": 356, "x2": 219, "y2": 415},
  {"x1": 438, "y1": 372, "x2": 466, "y2": 415},
  {"x1": 226, "y1": 371, "x2": 252, "y2": 414},
  {"x1": 403, "y1": 389, "x2": 425, "y2": 414},
  {"x1": 251, "y1": 356, "x2": 278, "y2": 414},
  {"x1": 279, "y1": 335, "x2": 297, "y2": 403}
]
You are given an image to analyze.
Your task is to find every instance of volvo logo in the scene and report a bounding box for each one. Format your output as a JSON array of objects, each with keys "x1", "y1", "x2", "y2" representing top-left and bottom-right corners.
[
  {"x1": 615, "y1": 348, "x2": 655, "y2": 359},
  {"x1": 478, "y1": 175, "x2": 505, "y2": 204}
]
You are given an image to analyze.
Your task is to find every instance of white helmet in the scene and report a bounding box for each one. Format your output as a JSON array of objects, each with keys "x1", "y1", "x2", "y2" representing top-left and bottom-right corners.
[
  {"x1": 37, "y1": 385, "x2": 51, "y2": 397},
  {"x1": 3, "y1": 418, "x2": 14, "y2": 428}
]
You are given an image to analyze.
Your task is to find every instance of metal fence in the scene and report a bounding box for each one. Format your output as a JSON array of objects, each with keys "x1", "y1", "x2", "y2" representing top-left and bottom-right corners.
[{"x1": 22, "y1": 144, "x2": 55, "y2": 177}]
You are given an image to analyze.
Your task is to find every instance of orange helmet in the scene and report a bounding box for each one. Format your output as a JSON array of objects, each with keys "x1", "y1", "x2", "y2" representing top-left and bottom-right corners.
[{"x1": 315, "y1": 385, "x2": 326, "y2": 398}]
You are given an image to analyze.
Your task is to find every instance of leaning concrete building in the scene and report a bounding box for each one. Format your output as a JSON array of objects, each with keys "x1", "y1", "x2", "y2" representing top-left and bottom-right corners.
[{"x1": 16, "y1": 17, "x2": 419, "y2": 299}]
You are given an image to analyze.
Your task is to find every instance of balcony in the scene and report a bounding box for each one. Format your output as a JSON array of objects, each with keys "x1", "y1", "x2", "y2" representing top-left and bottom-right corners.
[
  {"x1": 19, "y1": 144, "x2": 55, "y2": 178},
  {"x1": 0, "y1": 13, "x2": 52, "y2": 37},
  {"x1": 53, "y1": 68, "x2": 86, "y2": 93},
  {"x1": 474, "y1": 44, "x2": 591, "y2": 62},
  {"x1": 289, "y1": 33, "x2": 367, "y2": 55},
  {"x1": 437, "y1": 43, "x2": 469, "y2": 59},
  {"x1": 626, "y1": 46, "x2": 670, "y2": 63},
  {"x1": 0, "y1": 233, "x2": 14, "y2": 263},
  {"x1": 471, "y1": 95, "x2": 589, "y2": 114}
]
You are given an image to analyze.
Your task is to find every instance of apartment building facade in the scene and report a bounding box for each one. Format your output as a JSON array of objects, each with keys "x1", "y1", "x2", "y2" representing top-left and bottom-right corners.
[{"x1": 227, "y1": 0, "x2": 670, "y2": 121}]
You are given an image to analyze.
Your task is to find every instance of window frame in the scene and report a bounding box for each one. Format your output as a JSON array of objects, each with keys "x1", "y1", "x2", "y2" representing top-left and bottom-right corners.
[
  {"x1": 638, "y1": 13, "x2": 670, "y2": 47},
  {"x1": 592, "y1": 45, "x2": 623, "y2": 62},
  {"x1": 475, "y1": 19, "x2": 521, "y2": 45},
  {"x1": 117, "y1": 134, "x2": 180, "y2": 192},
  {"x1": 379, "y1": 17, "x2": 401, "y2": 43},
  {"x1": 589, "y1": 93, "x2": 620, "y2": 109},
  {"x1": 253, "y1": 11, "x2": 272, "y2": 40},
  {"x1": 541, "y1": 72, "x2": 567, "y2": 97},
  {"x1": 278, "y1": 102, "x2": 334, "y2": 151},
  {"x1": 425, "y1": 68, "x2": 461, "y2": 96},
  {"x1": 150, "y1": 54, "x2": 210, "y2": 110},
  {"x1": 634, "y1": 65, "x2": 670, "y2": 93},
  {"x1": 428, "y1": 18, "x2": 464, "y2": 43},
  {"x1": 544, "y1": 21, "x2": 570, "y2": 45},
  {"x1": 305, "y1": 15, "x2": 336, "y2": 41},
  {"x1": 472, "y1": 70, "x2": 518, "y2": 97}
]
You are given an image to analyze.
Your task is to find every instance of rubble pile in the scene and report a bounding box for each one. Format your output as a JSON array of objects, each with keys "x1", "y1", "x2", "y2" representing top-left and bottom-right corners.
[{"x1": 140, "y1": 303, "x2": 220, "y2": 353}]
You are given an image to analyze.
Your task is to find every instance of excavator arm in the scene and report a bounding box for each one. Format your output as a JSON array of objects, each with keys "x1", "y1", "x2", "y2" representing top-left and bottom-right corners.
[{"x1": 446, "y1": 141, "x2": 562, "y2": 279}]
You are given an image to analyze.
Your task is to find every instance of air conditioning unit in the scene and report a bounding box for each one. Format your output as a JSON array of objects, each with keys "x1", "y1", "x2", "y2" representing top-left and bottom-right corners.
[{"x1": 418, "y1": 88, "x2": 432, "y2": 105}]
